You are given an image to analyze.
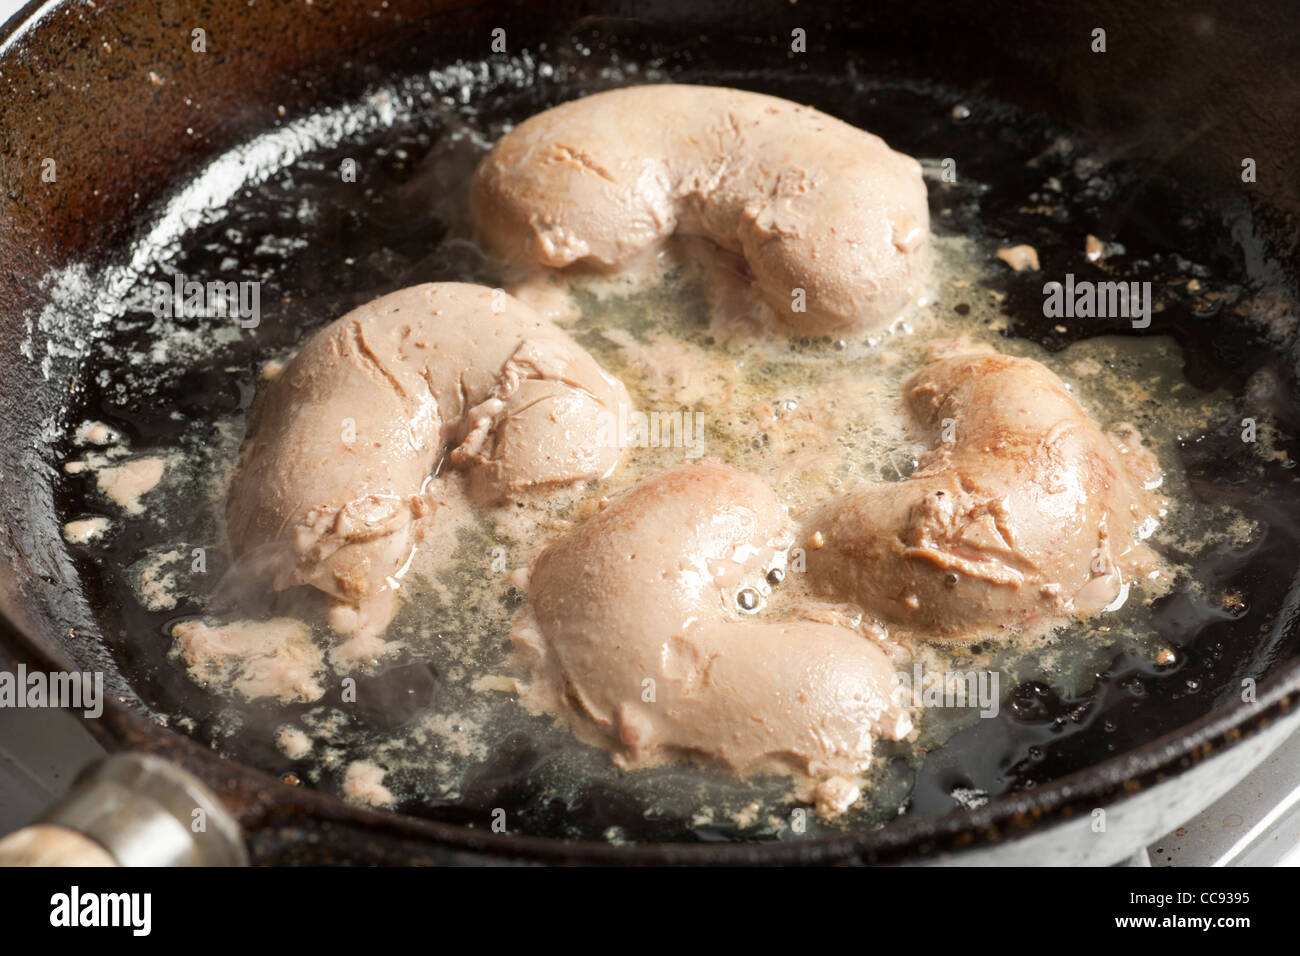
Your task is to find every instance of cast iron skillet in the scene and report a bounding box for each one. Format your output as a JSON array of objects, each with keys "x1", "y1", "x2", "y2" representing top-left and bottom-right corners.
[{"x1": 1, "y1": 0, "x2": 1299, "y2": 864}]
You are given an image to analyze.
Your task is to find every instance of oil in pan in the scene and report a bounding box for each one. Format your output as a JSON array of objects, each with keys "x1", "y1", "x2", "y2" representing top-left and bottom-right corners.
[{"x1": 43, "y1": 50, "x2": 1300, "y2": 843}]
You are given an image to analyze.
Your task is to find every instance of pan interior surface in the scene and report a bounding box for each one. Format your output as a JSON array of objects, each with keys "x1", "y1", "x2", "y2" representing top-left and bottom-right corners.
[{"x1": 22, "y1": 35, "x2": 1300, "y2": 846}]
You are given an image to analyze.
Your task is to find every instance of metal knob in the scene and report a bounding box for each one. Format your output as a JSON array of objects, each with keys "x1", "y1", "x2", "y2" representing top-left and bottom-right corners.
[{"x1": 0, "y1": 753, "x2": 247, "y2": 867}]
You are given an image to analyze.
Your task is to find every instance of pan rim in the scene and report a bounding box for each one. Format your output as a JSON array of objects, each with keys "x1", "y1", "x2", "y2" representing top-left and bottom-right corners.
[{"x1": 4, "y1": 600, "x2": 1298, "y2": 864}]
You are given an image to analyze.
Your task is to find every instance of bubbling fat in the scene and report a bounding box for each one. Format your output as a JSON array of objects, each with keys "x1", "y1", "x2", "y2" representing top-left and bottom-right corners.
[
  {"x1": 224, "y1": 282, "x2": 632, "y2": 639},
  {"x1": 470, "y1": 84, "x2": 931, "y2": 334}
]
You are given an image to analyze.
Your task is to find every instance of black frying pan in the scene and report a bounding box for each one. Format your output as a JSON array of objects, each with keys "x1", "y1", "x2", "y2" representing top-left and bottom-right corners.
[{"x1": 2, "y1": 0, "x2": 1299, "y2": 865}]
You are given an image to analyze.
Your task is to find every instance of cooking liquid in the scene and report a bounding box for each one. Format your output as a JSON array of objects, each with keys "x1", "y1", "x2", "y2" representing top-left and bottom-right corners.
[{"x1": 49, "y1": 58, "x2": 1300, "y2": 842}]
